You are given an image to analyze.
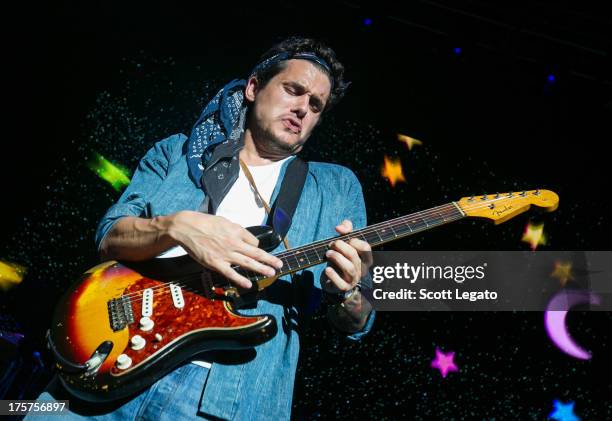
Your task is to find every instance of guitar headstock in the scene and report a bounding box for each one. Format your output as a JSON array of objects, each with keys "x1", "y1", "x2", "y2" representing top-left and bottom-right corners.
[{"x1": 456, "y1": 189, "x2": 559, "y2": 225}]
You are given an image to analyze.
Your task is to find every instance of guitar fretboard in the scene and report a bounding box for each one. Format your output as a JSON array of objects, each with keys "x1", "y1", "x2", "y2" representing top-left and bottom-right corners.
[{"x1": 236, "y1": 202, "x2": 465, "y2": 281}]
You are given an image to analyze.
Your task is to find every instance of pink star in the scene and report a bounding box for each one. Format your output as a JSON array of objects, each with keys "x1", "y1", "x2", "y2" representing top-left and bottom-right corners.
[{"x1": 430, "y1": 347, "x2": 459, "y2": 378}]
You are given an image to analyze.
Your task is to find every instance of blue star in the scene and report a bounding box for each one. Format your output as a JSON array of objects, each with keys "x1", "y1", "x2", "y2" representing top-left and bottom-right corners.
[{"x1": 549, "y1": 400, "x2": 580, "y2": 421}]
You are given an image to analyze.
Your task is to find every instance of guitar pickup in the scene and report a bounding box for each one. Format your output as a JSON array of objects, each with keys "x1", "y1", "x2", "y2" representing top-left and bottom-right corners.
[
  {"x1": 142, "y1": 288, "x2": 153, "y2": 317},
  {"x1": 169, "y1": 283, "x2": 185, "y2": 308}
]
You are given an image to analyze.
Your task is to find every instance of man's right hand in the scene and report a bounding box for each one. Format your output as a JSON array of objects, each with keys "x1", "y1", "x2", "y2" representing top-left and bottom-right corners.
[{"x1": 167, "y1": 211, "x2": 283, "y2": 289}]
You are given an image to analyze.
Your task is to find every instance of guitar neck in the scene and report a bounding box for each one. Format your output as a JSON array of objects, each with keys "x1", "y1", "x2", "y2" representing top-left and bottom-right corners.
[{"x1": 245, "y1": 202, "x2": 465, "y2": 280}]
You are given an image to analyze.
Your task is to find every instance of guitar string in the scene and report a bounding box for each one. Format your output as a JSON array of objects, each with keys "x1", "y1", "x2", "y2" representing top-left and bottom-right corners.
[
  {"x1": 114, "y1": 202, "x2": 458, "y2": 301},
  {"x1": 96, "y1": 195, "x2": 546, "y2": 323},
  {"x1": 112, "y1": 195, "x2": 543, "y2": 303},
  {"x1": 116, "y1": 195, "x2": 539, "y2": 302},
  {"x1": 118, "y1": 204, "x2": 464, "y2": 302},
  {"x1": 119, "y1": 210, "x2": 473, "y2": 304},
  {"x1": 211, "y1": 195, "x2": 529, "y2": 281},
  {"x1": 271, "y1": 194, "x2": 537, "y2": 261}
]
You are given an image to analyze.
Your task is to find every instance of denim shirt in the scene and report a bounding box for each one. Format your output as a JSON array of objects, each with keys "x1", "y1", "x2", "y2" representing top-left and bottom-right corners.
[{"x1": 94, "y1": 134, "x2": 376, "y2": 420}]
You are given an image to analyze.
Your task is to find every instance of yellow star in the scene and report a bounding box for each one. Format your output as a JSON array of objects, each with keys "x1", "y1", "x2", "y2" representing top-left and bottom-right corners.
[
  {"x1": 550, "y1": 261, "x2": 574, "y2": 287},
  {"x1": 397, "y1": 133, "x2": 423, "y2": 151},
  {"x1": 521, "y1": 222, "x2": 547, "y2": 250},
  {"x1": 0, "y1": 260, "x2": 27, "y2": 291},
  {"x1": 381, "y1": 156, "x2": 406, "y2": 188}
]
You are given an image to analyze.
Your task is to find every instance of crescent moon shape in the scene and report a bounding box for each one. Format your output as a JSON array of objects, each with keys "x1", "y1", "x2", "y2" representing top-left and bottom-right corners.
[{"x1": 544, "y1": 290, "x2": 601, "y2": 360}]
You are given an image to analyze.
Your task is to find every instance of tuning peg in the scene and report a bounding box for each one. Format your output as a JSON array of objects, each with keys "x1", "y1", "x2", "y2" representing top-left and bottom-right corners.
[
  {"x1": 508, "y1": 192, "x2": 514, "y2": 197},
  {"x1": 533, "y1": 189, "x2": 541, "y2": 196},
  {"x1": 520, "y1": 191, "x2": 527, "y2": 197},
  {"x1": 468, "y1": 196, "x2": 475, "y2": 202},
  {"x1": 494, "y1": 192, "x2": 500, "y2": 199},
  {"x1": 481, "y1": 194, "x2": 487, "y2": 201}
]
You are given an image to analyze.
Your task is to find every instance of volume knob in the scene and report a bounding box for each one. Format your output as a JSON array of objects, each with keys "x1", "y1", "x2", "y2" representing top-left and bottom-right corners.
[
  {"x1": 139, "y1": 317, "x2": 154, "y2": 331},
  {"x1": 130, "y1": 335, "x2": 146, "y2": 350},
  {"x1": 116, "y1": 354, "x2": 132, "y2": 370}
]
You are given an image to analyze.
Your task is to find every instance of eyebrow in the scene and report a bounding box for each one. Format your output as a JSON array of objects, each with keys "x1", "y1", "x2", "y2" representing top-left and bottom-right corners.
[{"x1": 286, "y1": 81, "x2": 326, "y2": 110}]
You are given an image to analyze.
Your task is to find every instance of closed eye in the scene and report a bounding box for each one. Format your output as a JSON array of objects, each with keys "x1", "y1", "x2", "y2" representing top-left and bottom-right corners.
[
  {"x1": 309, "y1": 100, "x2": 323, "y2": 113},
  {"x1": 284, "y1": 82, "x2": 325, "y2": 113}
]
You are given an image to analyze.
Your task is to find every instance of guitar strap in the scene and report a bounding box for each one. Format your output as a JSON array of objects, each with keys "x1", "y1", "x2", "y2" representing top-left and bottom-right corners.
[
  {"x1": 239, "y1": 157, "x2": 309, "y2": 249},
  {"x1": 240, "y1": 157, "x2": 314, "y2": 323}
]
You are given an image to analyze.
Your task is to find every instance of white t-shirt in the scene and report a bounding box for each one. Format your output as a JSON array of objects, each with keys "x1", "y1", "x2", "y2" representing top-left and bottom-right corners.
[
  {"x1": 215, "y1": 156, "x2": 290, "y2": 227},
  {"x1": 157, "y1": 157, "x2": 291, "y2": 368}
]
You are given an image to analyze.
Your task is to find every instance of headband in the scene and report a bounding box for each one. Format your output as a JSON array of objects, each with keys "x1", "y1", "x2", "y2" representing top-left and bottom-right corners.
[{"x1": 250, "y1": 51, "x2": 334, "y2": 90}]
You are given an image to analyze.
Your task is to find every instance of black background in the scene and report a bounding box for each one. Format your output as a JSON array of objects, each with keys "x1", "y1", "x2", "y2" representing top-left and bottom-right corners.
[{"x1": 2, "y1": 1, "x2": 611, "y2": 419}]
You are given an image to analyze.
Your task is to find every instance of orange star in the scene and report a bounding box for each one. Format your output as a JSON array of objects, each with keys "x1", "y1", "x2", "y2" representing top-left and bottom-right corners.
[
  {"x1": 397, "y1": 133, "x2": 423, "y2": 151},
  {"x1": 521, "y1": 222, "x2": 547, "y2": 251},
  {"x1": 550, "y1": 261, "x2": 574, "y2": 287},
  {"x1": 381, "y1": 156, "x2": 406, "y2": 188}
]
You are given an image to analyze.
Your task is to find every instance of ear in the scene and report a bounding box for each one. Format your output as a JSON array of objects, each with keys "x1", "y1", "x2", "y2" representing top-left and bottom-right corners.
[{"x1": 244, "y1": 76, "x2": 258, "y2": 103}]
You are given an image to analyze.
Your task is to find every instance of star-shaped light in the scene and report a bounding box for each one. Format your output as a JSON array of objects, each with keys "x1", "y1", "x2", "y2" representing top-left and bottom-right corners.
[
  {"x1": 87, "y1": 152, "x2": 131, "y2": 191},
  {"x1": 549, "y1": 399, "x2": 580, "y2": 421},
  {"x1": 521, "y1": 221, "x2": 547, "y2": 250},
  {"x1": 0, "y1": 260, "x2": 27, "y2": 291},
  {"x1": 430, "y1": 347, "x2": 458, "y2": 378},
  {"x1": 551, "y1": 261, "x2": 574, "y2": 287},
  {"x1": 381, "y1": 156, "x2": 406, "y2": 188},
  {"x1": 397, "y1": 133, "x2": 423, "y2": 150}
]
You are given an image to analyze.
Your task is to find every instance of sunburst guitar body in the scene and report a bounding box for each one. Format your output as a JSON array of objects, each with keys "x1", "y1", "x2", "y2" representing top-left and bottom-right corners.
[{"x1": 48, "y1": 227, "x2": 279, "y2": 403}]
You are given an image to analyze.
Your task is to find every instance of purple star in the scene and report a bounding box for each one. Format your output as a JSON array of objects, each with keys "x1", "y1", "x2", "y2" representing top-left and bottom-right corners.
[{"x1": 430, "y1": 347, "x2": 459, "y2": 378}]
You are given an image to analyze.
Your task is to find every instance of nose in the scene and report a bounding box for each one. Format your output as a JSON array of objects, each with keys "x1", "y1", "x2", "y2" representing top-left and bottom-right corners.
[{"x1": 291, "y1": 94, "x2": 309, "y2": 119}]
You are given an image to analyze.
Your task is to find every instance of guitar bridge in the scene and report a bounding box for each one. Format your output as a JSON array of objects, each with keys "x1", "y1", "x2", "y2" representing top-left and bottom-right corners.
[{"x1": 107, "y1": 295, "x2": 134, "y2": 331}]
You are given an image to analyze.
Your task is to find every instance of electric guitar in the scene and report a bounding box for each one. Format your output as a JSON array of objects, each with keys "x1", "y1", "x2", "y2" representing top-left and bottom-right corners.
[{"x1": 48, "y1": 189, "x2": 558, "y2": 402}]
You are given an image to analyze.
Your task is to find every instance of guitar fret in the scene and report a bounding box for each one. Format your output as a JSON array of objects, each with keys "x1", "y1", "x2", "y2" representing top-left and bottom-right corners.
[
  {"x1": 392, "y1": 223, "x2": 412, "y2": 236},
  {"x1": 380, "y1": 225, "x2": 398, "y2": 239},
  {"x1": 282, "y1": 256, "x2": 294, "y2": 271},
  {"x1": 310, "y1": 249, "x2": 325, "y2": 263},
  {"x1": 303, "y1": 251, "x2": 315, "y2": 264},
  {"x1": 294, "y1": 250, "x2": 310, "y2": 266},
  {"x1": 363, "y1": 231, "x2": 381, "y2": 244},
  {"x1": 374, "y1": 227, "x2": 390, "y2": 243},
  {"x1": 374, "y1": 229, "x2": 384, "y2": 243},
  {"x1": 408, "y1": 219, "x2": 426, "y2": 231}
]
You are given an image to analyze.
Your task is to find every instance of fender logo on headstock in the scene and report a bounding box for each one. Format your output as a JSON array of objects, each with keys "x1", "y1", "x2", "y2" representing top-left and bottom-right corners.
[{"x1": 493, "y1": 205, "x2": 513, "y2": 217}]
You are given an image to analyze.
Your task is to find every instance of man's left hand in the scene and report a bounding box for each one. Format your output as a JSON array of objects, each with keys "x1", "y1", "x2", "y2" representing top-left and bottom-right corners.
[{"x1": 322, "y1": 219, "x2": 373, "y2": 294}]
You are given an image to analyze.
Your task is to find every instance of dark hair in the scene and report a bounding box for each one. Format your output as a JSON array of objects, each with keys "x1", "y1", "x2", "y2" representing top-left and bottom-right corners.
[{"x1": 252, "y1": 36, "x2": 349, "y2": 112}]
